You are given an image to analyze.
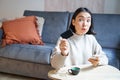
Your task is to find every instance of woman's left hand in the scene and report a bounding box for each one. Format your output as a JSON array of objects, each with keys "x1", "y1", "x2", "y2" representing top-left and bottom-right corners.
[{"x1": 88, "y1": 57, "x2": 99, "y2": 67}]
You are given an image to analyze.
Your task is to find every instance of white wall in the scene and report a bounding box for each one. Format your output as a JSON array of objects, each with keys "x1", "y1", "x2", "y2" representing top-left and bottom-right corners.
[
  {"x1": 104, "y1": 0, "x2": 120, "y2": 14},
  {"x1": 0, "y1": 0, "x2": 120, "y2": 19},
  {"x1": 0, "y1": 0, "x2": 44, "y2": 18}
]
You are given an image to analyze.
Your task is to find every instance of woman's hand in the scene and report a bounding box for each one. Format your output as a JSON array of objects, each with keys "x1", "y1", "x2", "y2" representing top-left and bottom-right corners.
[
  {"x1": 59, "y1": 39, "x2": 69, "y2": 56},
  {"x1": 88, "y1": 56, "x2": 99, "y2": 67}
]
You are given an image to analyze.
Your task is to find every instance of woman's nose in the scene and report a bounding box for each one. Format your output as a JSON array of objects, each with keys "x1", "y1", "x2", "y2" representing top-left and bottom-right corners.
[{"x1": 83, "y1": 21, "x2": 87, "y2": 26}]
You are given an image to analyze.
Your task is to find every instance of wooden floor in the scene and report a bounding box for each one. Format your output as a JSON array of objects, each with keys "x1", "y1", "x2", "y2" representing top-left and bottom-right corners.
[{"x1": 0, "y1": 72, "x2": 45, "y2": 80}]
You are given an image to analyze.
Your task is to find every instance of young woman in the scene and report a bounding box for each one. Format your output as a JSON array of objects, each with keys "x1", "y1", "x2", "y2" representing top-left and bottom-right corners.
[{"x1": 51, "y1": 7, "x2": 108, "y2": 69}]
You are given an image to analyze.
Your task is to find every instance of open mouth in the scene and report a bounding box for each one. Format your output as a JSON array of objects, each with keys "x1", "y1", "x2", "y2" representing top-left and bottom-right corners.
[{"x1": 81, "y1": 28, "x2": 86, "y2": 31}]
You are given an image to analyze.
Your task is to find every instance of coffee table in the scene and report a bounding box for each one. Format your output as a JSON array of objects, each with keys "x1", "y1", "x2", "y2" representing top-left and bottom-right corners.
[{"x1": 48, "y1": 64, "x2": 120, "y2": 80}]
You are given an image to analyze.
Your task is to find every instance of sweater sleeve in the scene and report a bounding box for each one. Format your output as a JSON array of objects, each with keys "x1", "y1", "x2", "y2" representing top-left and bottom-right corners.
[
  {"x1": 50, "y1": 37, "x2": 68, "y2": 69},
  {"x1": 92, "y1": 36, "x2": 108, "y2": 65}
]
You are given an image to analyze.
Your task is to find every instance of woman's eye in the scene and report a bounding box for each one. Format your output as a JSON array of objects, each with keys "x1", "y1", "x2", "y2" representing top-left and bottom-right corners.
[
  {"x1": 79, "y1": 19, "x2": 83, "y2": 22},
  {"x1": 87, "y1": 19, "x2": 91, "y2": 22}
]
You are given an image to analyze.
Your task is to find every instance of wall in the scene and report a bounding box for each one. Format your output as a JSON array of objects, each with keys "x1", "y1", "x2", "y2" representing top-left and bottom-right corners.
[
  {"x1": 0, "y1": 0, "x2": 44, "y2": 18},
  {"x1": 0, "y1": 0, "x2": 120, "y2": 19},
  {"x1": 44, "y1": 0, "x2": 105, "y2": 13},
  {"x1": 104, "y1": 0, "x2": 120, "y2": 14}
]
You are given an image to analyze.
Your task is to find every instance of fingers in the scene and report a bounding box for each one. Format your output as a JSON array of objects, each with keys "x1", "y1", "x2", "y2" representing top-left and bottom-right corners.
[
  {"x1": 89, "y1": 57, "x2": 99, "y2": 61},
  {"x1": 88, "y1": 57, "x2": 99, "y2": 67},
  {"x1": 60, "y1": 39, "x2": 68, "y2": 50},
  {"x1": 59, "y1": 39, "x2": 69, "y2": 56},
  {"x1": 60, "y1": 39, "x2": 67, "y2": 48}
]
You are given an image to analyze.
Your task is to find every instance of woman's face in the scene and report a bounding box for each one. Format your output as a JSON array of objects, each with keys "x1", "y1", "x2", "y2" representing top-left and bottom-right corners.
[{"x1": 72, "y1": 12, "x2": 91, "y2": 35}]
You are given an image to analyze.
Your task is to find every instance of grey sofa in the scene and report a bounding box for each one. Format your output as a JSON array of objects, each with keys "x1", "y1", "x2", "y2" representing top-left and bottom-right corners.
[{"x1": 0, "y1": 10, "x2": 120, "y2": 80}]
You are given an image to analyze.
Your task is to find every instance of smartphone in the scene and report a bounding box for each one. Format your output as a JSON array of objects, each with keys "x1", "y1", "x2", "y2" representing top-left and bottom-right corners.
[{"x1": 60, "y1": 29, "x2": 73, "y2": 39}]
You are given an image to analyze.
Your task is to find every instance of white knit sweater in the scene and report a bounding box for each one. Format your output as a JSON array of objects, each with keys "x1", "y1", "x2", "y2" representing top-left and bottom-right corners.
[{"x1": 51, "y1": 34, "x2": 108, "y2": 69}]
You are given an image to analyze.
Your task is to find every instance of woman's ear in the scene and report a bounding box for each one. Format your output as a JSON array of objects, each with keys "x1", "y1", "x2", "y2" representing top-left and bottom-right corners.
[{"x1": 72, "y1": 19, "x2": 75, "y2": 26}]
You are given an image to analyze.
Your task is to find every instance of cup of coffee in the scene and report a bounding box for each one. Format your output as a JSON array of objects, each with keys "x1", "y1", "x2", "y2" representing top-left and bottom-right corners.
[{"x1": 68, "y1": 67, "x2": 80, "y2": 75}]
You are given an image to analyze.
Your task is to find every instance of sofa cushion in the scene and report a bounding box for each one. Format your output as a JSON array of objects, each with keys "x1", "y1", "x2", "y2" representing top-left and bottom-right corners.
[
  {"x1": 93, "y1": 14, "x2": 120, "y2": 49},
  {"x1": 24, "y1": 10, "x2": 69, "y2": 44},
  {"x1": 0, "y1": 43, "x2": 55, "y2": 64},
  {"x1": 2, "y1": 16, "x2": 44, "y2": 46}
]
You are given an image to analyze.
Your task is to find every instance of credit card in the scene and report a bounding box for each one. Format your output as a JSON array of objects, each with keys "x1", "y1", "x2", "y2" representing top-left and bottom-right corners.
[{"x1": 61, "y1": 29, "x2": 73, "y2": 39}]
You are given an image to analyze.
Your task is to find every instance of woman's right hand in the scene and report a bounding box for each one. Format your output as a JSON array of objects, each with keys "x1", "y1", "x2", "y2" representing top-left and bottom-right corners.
[{"x1": 59, "y1": 39, "x2": 69, "y2": 56}]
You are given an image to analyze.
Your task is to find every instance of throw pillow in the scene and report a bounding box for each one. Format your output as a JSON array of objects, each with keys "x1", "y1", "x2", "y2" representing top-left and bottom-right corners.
[
  {"x1": 2, "y1": 16, "x2": 44, "y2": 47},
  {"x1": 0, "y1": 16, "x2": 26, "y2": 28},
  {"x1": 36, "y1": 16, "x2": 45, "y2": 36},
  {"x1": 0, "y1": 22, "x2": 2, "y2": 28}
]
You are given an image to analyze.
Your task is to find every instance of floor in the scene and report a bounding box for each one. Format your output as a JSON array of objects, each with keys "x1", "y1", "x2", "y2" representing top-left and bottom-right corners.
[{"x1": 0, "y1": 72, "x2": 45, "y2": 80}]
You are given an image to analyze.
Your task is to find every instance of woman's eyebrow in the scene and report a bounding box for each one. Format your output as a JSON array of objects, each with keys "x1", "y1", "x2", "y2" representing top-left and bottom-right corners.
[{"x1": 78, "y1": 16, "x2": 91, "y2": 18}]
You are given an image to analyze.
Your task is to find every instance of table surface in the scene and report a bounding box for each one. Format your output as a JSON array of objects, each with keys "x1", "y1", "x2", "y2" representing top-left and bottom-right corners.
[{"x1": 48, "y1": 64, "x2": 120, "y2": 80}]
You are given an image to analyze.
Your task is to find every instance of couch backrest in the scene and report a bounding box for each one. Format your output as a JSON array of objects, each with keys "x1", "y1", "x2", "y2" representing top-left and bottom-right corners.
[
  {"x1": 24, "y1": 11, "x2": 120, "y2": 49},
  {"x1": 24, "y1": 10, "x2": 69, "y2": 44},
  {"x1": 93, "y1": 14, "x2": 120, "y2": 49}
]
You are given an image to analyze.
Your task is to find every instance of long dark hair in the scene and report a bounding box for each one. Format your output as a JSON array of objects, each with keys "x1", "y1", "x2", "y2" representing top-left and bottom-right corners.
[{"x1": 70, "y1": 7, "x2": 96, "y2": 35}]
